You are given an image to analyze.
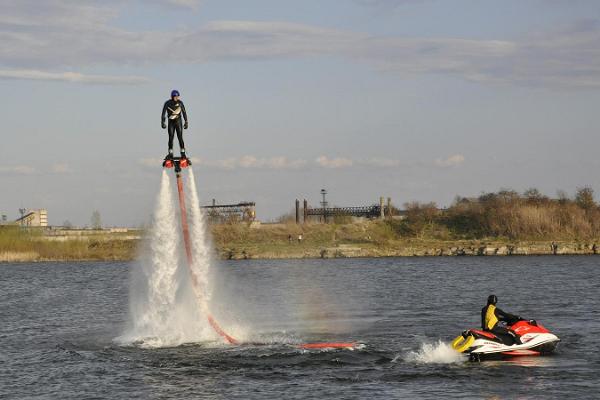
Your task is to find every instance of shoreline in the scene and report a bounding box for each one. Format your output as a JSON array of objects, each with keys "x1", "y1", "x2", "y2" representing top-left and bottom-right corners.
[
  {"x1": 2, "y1": 221, "x2": 599, "y2": 263},
  {"x1": 1, "y1": 239, "x2": 598, "y2": 263}
]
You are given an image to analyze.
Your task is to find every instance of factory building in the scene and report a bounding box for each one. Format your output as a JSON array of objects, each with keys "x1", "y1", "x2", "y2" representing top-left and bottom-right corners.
[{"x1": 16, "y1": 209, "x2": 48, "y2": 227}]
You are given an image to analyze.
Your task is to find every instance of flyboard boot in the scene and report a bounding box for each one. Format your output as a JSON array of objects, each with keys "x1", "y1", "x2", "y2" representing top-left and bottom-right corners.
[
  {"x1": 162, "y1": 150, "x2": 174, "y2": 167},
  {"x1": 180, "y1": 149, "x2": 192, "y2": 165}
]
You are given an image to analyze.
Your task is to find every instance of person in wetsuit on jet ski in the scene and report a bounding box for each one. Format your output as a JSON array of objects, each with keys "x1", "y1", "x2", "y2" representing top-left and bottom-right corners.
[{"x1": 481, "y1": 295, "x2": 522, "y2": 345}]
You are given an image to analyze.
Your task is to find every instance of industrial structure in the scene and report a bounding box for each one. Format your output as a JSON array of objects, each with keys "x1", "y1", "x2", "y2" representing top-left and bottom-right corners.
[
  {"x1": 15, "y1": 209, "x2": 48, "y2": 227},
  {"x1": 202, "y1": 200, "x2": 256, "y2": 223},
  {"x1": 296, "y1": 195, "x2": 397, "y2": 224}
]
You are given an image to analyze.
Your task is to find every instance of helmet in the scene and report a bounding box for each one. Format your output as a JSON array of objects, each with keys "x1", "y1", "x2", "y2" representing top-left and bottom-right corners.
[
  {"x1": 171, "y1": 90, "x2": 180, "y2": 97},
  {"x1": 487, "y1": 295, "x2": 498, "y2": 305}
]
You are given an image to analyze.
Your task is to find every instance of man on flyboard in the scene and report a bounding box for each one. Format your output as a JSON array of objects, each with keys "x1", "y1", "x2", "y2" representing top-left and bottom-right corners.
[{"x1": 161, "y1": 89, "x2": 190, "y2": 162}]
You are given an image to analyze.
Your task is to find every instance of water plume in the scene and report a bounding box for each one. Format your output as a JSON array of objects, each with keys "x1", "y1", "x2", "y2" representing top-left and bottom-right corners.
[
  {"x1": 118, "y1": 170, "x2": 211, "y2": 348},
  {"x1": 403, "y1": 340, "x2": 466, "y2": 364}
]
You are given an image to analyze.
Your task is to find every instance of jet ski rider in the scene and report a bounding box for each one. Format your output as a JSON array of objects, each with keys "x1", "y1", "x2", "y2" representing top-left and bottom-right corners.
[
  {"x1": 161, "y1": 90, "x2": 189, "y2": 160},
  {"x1": 481, "y1": 295, "x2": 522, "y2": 345}
]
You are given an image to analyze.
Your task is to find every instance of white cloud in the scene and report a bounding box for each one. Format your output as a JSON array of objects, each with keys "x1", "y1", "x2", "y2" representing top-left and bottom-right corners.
[
  {"x1": 161, "y1": 0, "x2": 202, "y2": 9},
  {"x1": 238, "y1": 155, "x2": 307, "y2": 169},
  {"x1": 0, "y1": 69, "x2": 149, "y2": 85},
  {"x1": 139, "y1": 154, "x2": 466, "y2": 170},
  {"x1": 434, "y1": 154, "x2": 465, "y2": 168},
  {"x1": 51, "y1": 163, "x2": 70, "y2": 173},
  {"x1": 138, "y1": 158, "x2": 162, "y2": 168},
  {"x1": 0, "y1": 165, "x2": 36, "y2": 175},
  {"x1": 361, "y1": 158, "x2": 404, "y2": 168},
  {"x1": 2, "y1": 1, "x2": 599, "y2": 88},
  {"x1": 315, "y1": 156, "x2": 354, "y2": 168},
  {"x1": 138, "y1": 156, "x2": 307, "y2": 170},
  {"x1": 355, "y1": 0, "x2": 432, "y2": 9}
]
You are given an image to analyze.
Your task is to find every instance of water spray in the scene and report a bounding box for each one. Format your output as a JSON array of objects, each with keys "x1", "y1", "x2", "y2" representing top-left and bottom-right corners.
[
  {"x1": 164, "y1": 157, "x2": 238, "y2": 344},
  {"x1": 119, "y1": 158, "x2": 360, "y2": 348}
]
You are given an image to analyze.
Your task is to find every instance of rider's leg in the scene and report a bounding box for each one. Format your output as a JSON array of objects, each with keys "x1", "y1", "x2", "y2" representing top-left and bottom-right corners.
[
  {"x1": 492, "y1": 326, "x2": 522, "y2": 345},
  {"x1": 167, "y1": 122, "x2": 176, "y2": 158},
  {"x1": 175, "y1": 121, "x2": 186, "y2": 157}
]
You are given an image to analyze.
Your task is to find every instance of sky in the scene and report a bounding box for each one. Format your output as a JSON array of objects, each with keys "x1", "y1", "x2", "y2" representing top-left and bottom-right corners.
[{"x1": 1, "y1": 0, "x2": 600, "y2": 226}]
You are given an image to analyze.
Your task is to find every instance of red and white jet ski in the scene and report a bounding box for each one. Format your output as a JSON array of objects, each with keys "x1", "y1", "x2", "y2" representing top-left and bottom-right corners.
[{"x1": 451, "y1": 319, "x2": 560, "y2": 361}]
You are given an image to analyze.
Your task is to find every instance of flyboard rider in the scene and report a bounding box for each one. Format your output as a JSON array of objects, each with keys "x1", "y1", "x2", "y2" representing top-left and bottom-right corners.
[
  {"x1": 161, "y1": 89, "x2": 189, "y2": 161},
  {"x1": 481, "y1": 295, "x2": 523, "y2": 345}
]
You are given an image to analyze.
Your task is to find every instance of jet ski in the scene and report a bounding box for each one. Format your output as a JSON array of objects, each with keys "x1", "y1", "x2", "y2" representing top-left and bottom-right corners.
[{"x1": 451, "y1": 319, "x2": 560, "y2": 361}]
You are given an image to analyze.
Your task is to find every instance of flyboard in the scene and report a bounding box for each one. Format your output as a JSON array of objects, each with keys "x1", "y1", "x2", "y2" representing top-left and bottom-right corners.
[{"x1": 163, "y1": 156, "x2": 358, "y2": 350}]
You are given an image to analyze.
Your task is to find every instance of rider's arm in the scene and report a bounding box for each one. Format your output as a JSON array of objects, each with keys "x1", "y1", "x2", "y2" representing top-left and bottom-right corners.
[
  {"x1": 481, "y1": 307, "x2": 486, "y2": 330},
  {"x1": 495, "y1": 307, "x2": 518, "y2": 323},
  {"x1": 161, "y1": 101, "x2": 168, "y2": 124},
  {"x1": 181, "y1": 101, "x2": 188, "y2": 123}
]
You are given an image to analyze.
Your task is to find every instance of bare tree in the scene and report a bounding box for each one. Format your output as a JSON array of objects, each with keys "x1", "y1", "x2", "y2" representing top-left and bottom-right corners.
[
  {"x1": 91, "y1": 210, "x2": 102, "y2": 230},
  {"x1": 575, "y1": 186, "x2": 596, "y2": 210}
]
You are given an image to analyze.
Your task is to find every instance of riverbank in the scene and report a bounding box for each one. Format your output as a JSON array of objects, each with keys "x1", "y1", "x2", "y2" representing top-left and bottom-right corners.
[{"x1": 1, "y1": 221, "x2": 599, "y2": 262}]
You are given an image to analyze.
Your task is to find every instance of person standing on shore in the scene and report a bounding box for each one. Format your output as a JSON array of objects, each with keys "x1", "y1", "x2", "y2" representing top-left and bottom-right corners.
[{"x1": 161, "y1": 90, "x2": 189, "y2": 160}]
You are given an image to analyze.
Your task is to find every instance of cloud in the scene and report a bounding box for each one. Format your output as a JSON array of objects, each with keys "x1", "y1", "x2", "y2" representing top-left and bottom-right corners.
[
  {"x1": 51, "y1": 163, "x2": 71, "y2": 173},
  {"x1": 0, "y1": 69, "x2": 150, "y2": 85},
  {"x1": 355, "y1": 0, "x2": 432, "y2": 9},
  {"x1": 1, "y1": 1, "x2": 600, "y2": 89},
  {"x1": 434, "y1": 154, "x2": 465, "y2": 168},
  {"x1": 139, "y1": 154, "x2": 466, "y2": 170},
  {"x1": 138, "y1": 156, "x2": 307, "y2": 170},
  {"x1": 0, "y1": 165, "x2": 36, "y2": 175},
  {"x1": 315, "y1": 156, "x2": 354, "y2": 168},
  {"x1": 160, "y1": 0, "x2": 202, "y2": 9},
  {"x1": 361, "y1": 158, "x2": 404, "y2": 168},
  {"x1": 237, "y1": 156, "x2": 307, "y2": 169}
]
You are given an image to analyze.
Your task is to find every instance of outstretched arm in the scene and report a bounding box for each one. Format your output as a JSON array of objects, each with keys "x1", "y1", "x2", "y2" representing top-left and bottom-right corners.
[
  {"x1": 161, "y1": 101, "x2": 167, "y2": 125},
  {"x1": 181, "y1": 102, "x2": 188, "y2": 122},
  {"x1": 181, "y1": 102, "x2": 188, "y2": 129},
  {"x1": 496, "y1": 307, "x2": 519, "y2": 324}
]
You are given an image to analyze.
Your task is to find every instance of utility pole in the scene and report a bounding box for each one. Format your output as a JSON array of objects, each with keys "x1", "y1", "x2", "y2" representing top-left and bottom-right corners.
[
  {"x1": 303, "y1": 199, "x2": 308, "y2": 224},
  {"x1": 19, "y1": 208, "x2": 26, "y2": 227},
  {"x1": 320, "y1": 189, "x2": 328, "y2": 223}
]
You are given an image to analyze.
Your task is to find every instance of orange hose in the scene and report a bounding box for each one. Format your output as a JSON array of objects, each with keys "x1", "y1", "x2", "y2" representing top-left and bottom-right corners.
[
  {"x1": 174, "y1": 170, "x2": 354, "y2": 349},
  {"x1": 176, "y1": 172, "x2": 238, "y2": 344},
  {"x1": 176, "y1": 174, "x2": 193, "y2": 266}
]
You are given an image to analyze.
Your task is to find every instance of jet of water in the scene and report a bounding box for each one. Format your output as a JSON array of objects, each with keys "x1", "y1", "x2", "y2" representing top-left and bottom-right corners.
[{"x1": 118, "y1": 170, "x2": 210, "y2": 348}]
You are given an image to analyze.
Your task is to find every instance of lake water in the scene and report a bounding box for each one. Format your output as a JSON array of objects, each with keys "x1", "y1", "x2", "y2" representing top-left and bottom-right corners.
[{"x1": 1, "y1": 256, "x2": 599, "y2": 399}]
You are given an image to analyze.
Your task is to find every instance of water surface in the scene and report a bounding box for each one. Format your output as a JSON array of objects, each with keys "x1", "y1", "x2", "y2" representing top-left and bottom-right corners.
[{"x1": 1, "y1": 256, "x2": 598, "y2": 399}]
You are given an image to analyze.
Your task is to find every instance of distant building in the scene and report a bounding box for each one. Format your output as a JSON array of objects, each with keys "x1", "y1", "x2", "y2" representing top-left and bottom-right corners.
[{"x1": 16, "y1": 209, "x2": 48, "y2": 227}]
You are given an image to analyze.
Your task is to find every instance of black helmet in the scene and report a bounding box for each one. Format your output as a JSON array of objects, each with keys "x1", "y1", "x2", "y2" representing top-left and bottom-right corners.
[{"x1": 487, "y1": 295, "x2": 498, "y2": 305}]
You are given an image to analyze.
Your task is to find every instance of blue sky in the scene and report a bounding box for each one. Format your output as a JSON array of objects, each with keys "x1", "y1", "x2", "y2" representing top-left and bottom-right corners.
[{"x1": 1, "y1": 0, "x2": 600, "y2": 226}]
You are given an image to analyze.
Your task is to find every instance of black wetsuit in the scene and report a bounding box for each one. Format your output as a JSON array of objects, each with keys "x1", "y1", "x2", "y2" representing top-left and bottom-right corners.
[
  {"x1": 161, "y1": 99, "x2": 188, "y2": 153},
  {"x1": 481, "y1": 305, "x2": 520, "y2": 344}
]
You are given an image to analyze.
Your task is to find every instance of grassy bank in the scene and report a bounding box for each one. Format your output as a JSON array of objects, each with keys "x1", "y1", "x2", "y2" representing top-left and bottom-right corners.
[
  {"x1": 0, "y1": 226, "x2": 136, "y2": 262},
  {"x1": 3, "y1": 221, "x2": 597, "y2": 263},
  {"x1": 212, "y1": 221, "x2": 600, "y2": 259}
]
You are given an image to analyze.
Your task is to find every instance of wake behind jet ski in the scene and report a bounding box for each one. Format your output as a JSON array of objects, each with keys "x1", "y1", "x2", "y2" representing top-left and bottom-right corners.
[{"x1": 452, "y1": 318, "x2": 560, "y2": 361}]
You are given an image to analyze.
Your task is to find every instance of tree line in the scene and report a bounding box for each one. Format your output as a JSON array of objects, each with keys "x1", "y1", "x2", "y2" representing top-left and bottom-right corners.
[{"x1": 392, "y1": 187, "x2": 600, "y2": 240}]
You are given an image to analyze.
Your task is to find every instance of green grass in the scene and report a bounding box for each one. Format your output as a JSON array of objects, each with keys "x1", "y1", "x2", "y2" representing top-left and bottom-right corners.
[
  {"x1": 0, "y1": 226, "x2": 137, "y2": 261},
  {"x1": 2, "y1": 220, "x2": 598, "y2": 262}
]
